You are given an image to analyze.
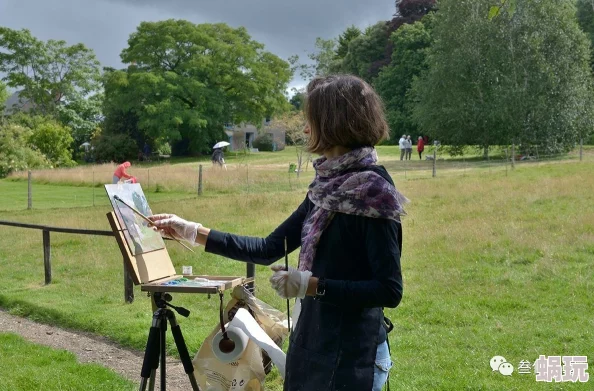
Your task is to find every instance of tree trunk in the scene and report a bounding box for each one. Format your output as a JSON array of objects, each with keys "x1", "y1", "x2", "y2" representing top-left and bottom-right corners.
[
  {"x1": 483, "y1": 146, "x2": 489, "y2": 160},
  {"x1": 511, "y1": 143, "x2": 516, "y2": 169},
  {"x1": 580, "y1": 138, "x2": 583, "y2": 161}
]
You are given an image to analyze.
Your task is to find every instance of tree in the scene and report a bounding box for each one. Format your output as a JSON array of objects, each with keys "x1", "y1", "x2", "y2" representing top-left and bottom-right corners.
[
  {"x1": 342, "y1": 22, "x2": 391, "y2": 82},
  {"x1": 336, "y1": 26, "x2": 362, "y2": 58},
  {"x1": 0, "y1": 81, "x2": 8, "y2": 112},
  {"x1": 577, "y1": 0, "x2": 594, "y2": 44},
  {"x1": 0, "y1": 123, "x2": 49, "y2": 178},
  {"x1": 374, "y1": 14, "x2": 434, "y2": 142},
  {"x1": 11, "y1": 114, "x2": 75, "y2": 167},
  {"x1": 105, "y1": 20, "x2": 292, "y2": 155},
  {"x1": 271, "y1": 111, "x2": 308, "y2": 176},
  {"x1": 412, "y1": 0, "x2": 594, "y2": 154},
  {"x1": 0, "y1": 27, "x2": 101, "y2": 116}
]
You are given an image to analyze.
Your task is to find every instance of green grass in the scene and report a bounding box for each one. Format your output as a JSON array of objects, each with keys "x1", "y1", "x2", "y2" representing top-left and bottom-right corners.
[
  {"x1": 0, "y1": 333, "x2": 135, "y2": 391},
  {"x1": 0, "y1": 158, "x2": 593, "y2": 390}
]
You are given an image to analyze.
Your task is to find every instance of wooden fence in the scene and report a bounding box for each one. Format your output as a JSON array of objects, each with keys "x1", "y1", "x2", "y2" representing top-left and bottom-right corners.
[{"x1": 0, "y1": 220, "x2": 255, "y2": 303}]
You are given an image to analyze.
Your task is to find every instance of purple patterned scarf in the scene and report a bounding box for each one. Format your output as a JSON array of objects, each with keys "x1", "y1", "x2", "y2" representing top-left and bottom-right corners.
[{"x1": 298, "y1": 147, "x2": 409, "y2": 271}]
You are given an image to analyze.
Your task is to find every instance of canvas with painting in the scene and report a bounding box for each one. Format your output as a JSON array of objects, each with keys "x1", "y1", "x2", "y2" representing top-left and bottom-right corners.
[{"x1": 105, "y1": 184, "x2": 165, "y2": 255}]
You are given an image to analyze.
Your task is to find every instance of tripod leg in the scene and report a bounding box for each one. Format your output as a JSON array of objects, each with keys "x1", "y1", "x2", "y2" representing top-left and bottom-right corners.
[
  {"x1": 160, "y1": 316, "x2": 167, "y2": 391},
  {"x1": 167, "y1": 311, "x2": 201, "y2": 391},
  {"x1": 139, "y1": 313, "x2": 163, "y2": 391}
]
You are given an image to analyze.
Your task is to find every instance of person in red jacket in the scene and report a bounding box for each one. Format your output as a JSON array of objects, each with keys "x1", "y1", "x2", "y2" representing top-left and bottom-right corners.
[
  {"x1": 417, "y1": 136, "x2": 425, "y2": 160},
  {"x1": 113, "y1": 161, "x2": 134, "y2": 184}
]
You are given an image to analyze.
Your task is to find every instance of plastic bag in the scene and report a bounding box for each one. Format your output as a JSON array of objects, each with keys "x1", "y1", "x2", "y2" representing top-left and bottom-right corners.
[{"x1": 193, "y1": 286, "x2": 289, "y2": 391}]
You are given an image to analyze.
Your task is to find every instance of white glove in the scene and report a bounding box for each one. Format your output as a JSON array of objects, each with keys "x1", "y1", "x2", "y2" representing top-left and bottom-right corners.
[
  {"x1": 269, "y1": 265, "x2": 312, "y2": 299},
  {"x1": 148, "y1": 214, "x2": 202, "y2": 245}
]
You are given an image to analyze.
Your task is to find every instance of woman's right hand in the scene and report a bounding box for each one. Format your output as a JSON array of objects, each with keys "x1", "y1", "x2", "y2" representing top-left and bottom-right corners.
[{"x1": 148, "y1": 214, "x2": 202, "y2": 245}]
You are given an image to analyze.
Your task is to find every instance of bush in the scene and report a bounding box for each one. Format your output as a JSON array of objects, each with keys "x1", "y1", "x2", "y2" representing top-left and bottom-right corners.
[
  {"x1": 92, "y1": 133, "x2": 138, "y2": 163},
  {"x1": 28, "y1": 118, "x2": 76, "y2": 167},
  {"x1": 0, "y1": 124, "x2": 50, "y2": 178},
  {"x1": 253, "y1": 134, "x2": 275, "y2": 152}
]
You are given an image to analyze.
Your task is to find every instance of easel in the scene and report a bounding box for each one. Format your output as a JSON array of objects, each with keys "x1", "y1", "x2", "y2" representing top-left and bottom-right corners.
[{"x1": 107, "y1": 212, "x2": 252, "y2": 391}]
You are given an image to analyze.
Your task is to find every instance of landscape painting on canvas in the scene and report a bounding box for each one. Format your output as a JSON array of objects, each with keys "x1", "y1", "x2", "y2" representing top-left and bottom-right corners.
[{"x1": 105, "y1": 184, "x2": 165, "y2": 255}]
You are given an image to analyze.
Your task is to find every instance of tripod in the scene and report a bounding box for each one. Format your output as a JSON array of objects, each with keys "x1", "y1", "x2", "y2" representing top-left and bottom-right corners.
[{"x1": 139, "y1": 292, "x2": 201, "y2": 391}]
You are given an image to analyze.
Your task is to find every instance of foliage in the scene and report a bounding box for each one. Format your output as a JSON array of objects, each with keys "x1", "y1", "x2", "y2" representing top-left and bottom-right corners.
[
  {"x1": 412, "y1": 0, "x2": 594, "y2": 153},
  {"x1": 289, "y1": 88, "x2": 305, "y2": 111},
  {"x1": 0, "y1": 81, "x2": 8, "y2": 112},
  {"x1": 27, "y1": 117, "x2": 76, "y2": 167},
  {"x1": 0, "y1": 123, "x2": 49, "y2": 178},
  {"x1": 336, "y1": 26, "x2": 362, "y2": 58},
  {"x1": 341, "y1": 22, "x2": 391, "y2": 82},
  {"x1": 0, "y1": 27, "x2": 102, "y2": 116},
  {"x1": 156, "y1": 140, "x2": 172, "y2": 156},
  {"x1": 253, "y1": 133, "x2": 275, "y2": 151},
  {"x1": 271, "y1": 111, "x2": 309, "y2": 175},
  {"x1": 374, "y1": 14, "x2": 434, "y2": 143},
  {"x1": 91, "y1": 132, "x2": 138, "y2": 163},
  {"x1": 56, "y1": 92, "x2": 103, "y2": 146},
  {"x1": 104, "y1": 20, "x2": 292, "y2": 155}
]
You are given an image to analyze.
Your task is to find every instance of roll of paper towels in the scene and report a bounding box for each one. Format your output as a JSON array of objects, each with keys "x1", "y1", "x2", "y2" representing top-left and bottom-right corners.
[
  {"x1": 211, "y1": 325, "x2": 250, "y2": 363},
  {"x1": 230, "y1": 308, "x2": 286, "y2": 377}
]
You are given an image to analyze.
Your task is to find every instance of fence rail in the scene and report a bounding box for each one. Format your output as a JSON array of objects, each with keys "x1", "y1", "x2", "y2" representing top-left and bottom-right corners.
[{"x1": 0, "y1": 220, "x2": 255, "y2": 303}]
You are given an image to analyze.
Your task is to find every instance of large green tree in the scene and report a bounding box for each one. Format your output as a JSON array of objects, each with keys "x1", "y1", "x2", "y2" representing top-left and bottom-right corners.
[
  {"x1": 105, "y1": 20, "x2": 292, "y2": 154},
  {"x1": 0, "y1": 27, "x2": 102, "y2": 144},
  {"x1": 374, "y1": 14, "x2": 434, "y2": 142},
  {"x1": 413, "y1": 0, "x2": 594, "y2": 154}
]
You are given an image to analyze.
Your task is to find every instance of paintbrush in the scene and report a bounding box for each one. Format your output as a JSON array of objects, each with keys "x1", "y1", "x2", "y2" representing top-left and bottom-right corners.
[
  {"x1": 285, "y1": 236, "x2": 291, "y2": 331},
  {"x1": 113, "y1": 195, "x2": 195, "y2": 253}
]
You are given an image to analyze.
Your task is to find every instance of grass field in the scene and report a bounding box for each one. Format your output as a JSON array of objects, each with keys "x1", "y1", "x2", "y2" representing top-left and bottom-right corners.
[
  {"x1": 0, "y1": 147, "x2": 593, "y2": 390},
  {"x1": 0, "y1": 333, "x2": 135, "y2": 391}
]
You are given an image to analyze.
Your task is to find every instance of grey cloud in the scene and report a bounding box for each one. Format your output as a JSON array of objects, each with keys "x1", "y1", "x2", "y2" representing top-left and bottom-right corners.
[{"x1": 1, "y1": 0, "x2": 396, "y2": 86}]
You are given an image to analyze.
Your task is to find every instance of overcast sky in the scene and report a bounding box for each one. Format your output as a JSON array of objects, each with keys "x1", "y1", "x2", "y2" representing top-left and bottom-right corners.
[{"x1": 0, "y1": 0, "x2": 396, "y2": 90}]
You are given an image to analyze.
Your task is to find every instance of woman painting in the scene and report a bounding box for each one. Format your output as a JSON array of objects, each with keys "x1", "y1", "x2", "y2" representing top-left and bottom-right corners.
[{"x1": 149, "y1": 75, "x2": 407, "y2": 391}]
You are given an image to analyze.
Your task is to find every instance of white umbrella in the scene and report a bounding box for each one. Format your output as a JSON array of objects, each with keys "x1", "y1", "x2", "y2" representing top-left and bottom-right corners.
[{"x1": 213, "y1": 141, "x2": 230, "y2": 149}]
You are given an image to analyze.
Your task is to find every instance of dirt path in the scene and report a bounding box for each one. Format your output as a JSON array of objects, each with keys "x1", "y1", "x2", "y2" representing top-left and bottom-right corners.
[{"x1": 0, "y1": 309, "x2": 193, "y2": 391}]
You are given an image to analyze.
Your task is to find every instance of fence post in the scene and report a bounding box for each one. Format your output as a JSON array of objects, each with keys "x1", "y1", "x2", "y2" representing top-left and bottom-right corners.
[
  {"x1": 246, "y1": 263, "x2": 255, "y2": 294},
  {"x1": 432, "y1": 148, "x2": 437, "y2": 178},
  {"x1": 28, "y1": 170, "x2": 32, "y2": 210},
  {"x1": 580, "y1": 138, "x2": 583, "y2": 162},
  {"x1": 198, "y1": 165, "x2": 203, "y2": 196},
  {"x1": 124, "y1": 260, "x2": 134, "y2": 303},
  {"x1": 43, "y1": 229, "x2": 51, "y2": 284},
  {"x1": 92, "y1": 170, "x2": 95, "y2": 207},
  {"x1": 511, "y1": 143, "x2": 516, "y2": 170}
]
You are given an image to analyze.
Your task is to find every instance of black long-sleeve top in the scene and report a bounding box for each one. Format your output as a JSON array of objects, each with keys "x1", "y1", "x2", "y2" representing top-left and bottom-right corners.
[{"x1": 205, "y1": 196, "x2": 403, "y2": 310}]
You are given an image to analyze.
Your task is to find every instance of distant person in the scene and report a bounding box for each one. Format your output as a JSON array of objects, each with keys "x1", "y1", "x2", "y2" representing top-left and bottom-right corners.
[
  {"x1": 211, "y1": 148, "x2": 227, "y2": 170},
  {"x1": 405, "y1": 135, "x2": 413, "y2": 160},
  {"x1": 398, "y1": 134, "x2": 406, "y2": 161},
  {"x1": 143, "y1": 143, "x2": 151, "y2": 161},
  {"x1": 113, "y1": 161, "x2": 133, "y2": 184},
  {"x1": 417, "y1": 136, "x2": 425, "y2": 160}
]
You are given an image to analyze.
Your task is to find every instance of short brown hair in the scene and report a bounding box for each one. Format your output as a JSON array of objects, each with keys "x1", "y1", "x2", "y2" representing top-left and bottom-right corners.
[{"x1": 304, "y1": 75, "x2": 389, "y2": 154}]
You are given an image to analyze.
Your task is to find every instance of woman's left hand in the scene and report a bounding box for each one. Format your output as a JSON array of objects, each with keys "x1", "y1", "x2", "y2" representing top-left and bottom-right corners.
[{"x1": 269, "y1": 265, "x2": 312, "y2": 299}]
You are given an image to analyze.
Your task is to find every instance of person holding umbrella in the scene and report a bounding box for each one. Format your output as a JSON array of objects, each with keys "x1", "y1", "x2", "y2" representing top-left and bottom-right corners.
[
  {"x1": 149, "y1": 75, "x2": 406, "y2": 391},
  {"x1": 211, "y1": 141, "x2": 229, "y2": 170}
]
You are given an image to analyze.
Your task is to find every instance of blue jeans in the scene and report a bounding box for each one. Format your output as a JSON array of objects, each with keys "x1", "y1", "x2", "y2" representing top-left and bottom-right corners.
[{"x1": 372, "y1": 340, "x2": 393, "y2": 391}]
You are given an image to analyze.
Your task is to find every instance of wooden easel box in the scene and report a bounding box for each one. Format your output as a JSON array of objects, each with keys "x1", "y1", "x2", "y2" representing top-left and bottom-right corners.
[{"x1": 107, "y1": 212, "x2": 250, "y2": 294}]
